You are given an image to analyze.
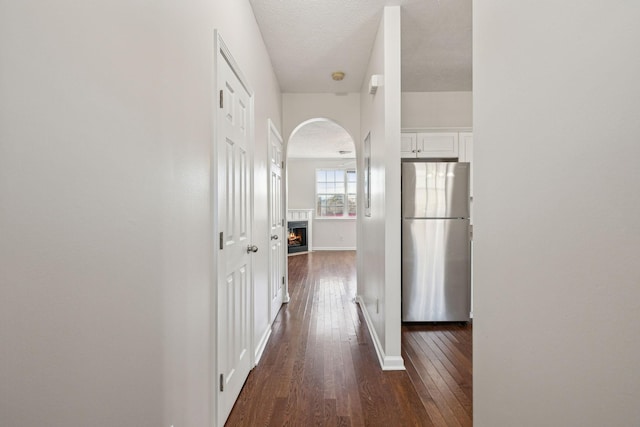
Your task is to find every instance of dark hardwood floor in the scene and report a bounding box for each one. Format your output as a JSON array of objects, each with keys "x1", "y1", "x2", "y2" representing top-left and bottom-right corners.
[{"x1": 226, "y1": 251, "x2": 472, "y2": 426}]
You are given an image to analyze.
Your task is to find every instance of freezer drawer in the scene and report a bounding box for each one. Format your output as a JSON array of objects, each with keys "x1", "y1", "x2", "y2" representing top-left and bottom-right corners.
[{"x1": 402, "y1": 218, "x2": 471, "y2": 322}]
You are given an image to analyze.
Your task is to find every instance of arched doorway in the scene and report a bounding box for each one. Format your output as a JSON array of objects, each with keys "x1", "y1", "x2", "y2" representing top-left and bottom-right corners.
[{"x1": 283, "y1": 118, "x2": 358, "y2": 295}]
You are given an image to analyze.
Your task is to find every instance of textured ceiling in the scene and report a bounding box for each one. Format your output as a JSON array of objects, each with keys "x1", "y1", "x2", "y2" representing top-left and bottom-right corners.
[
  {"x1": 401, "y1": 0, "x2": 472, "y2": 91},
  {"x1": 249, "y1": 0, "x2": 472, "y2": 93},
  {"x1": 287, "y1": 120, "x2": 356, "y2": 159}
]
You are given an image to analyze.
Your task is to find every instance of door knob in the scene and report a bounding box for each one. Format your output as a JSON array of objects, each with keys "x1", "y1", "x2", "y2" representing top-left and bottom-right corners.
[
  {"x1": 271, "y1": 234, "x2": 279, "y2": 240},
  {"x1": 246, "y1": 245, "x2": 258, "y2": 253}
]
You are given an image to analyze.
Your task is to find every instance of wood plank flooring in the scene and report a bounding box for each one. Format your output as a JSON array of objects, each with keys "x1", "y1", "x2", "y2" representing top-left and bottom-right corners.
[{"x1": 226, "y1": 251, "x2": 472, "y2": 426}]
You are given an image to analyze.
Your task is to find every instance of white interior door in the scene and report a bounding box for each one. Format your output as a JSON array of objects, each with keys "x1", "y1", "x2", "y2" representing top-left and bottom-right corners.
[
  {"x1": 216, "y1": 35, "x2": 254, "y2": 426},
  {"x1": 268, "y1": 120, "x2": 284, "y2": 324}
]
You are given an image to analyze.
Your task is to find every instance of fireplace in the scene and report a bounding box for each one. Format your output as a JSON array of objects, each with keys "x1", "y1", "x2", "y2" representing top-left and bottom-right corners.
[{"x1": 287, "y1": 220, "x2": 308, "y2": 254}]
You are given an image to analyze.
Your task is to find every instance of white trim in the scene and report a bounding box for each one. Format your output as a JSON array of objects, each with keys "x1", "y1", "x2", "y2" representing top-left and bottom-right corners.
[
  {"x1": 356, "y1": 296, "x2": 405, "y2": 371},
  {"x1": 217, "y1": 35, "x2": 253, "y2": 95},
  {"x1": 287, "y1": 209, "x2": 313, "y2": 221},
  {"x1": 213, "y1": 30, "x2": 256, "y2": 427},
  {"x1": 253, "y1": 326, "x2": 272, "y2": 365},
  {"x1": 211, "y1": 30, "x2": 221, "y2": 427},
  {"x1": 313, "y1": 247, "x2": 356, "y2": 251},
  {"x1": 267, "y1": 118, "x2": 287, "y2": 324},
  {"x1": 287, "y1": 156, "x2": 357, "y2": 161},
  {"x1": 287, "y1": 251, "x2": 310, "y2": 257},
  {"x1": 314, "y1": 217, "x2": 356, "y2": 222},
  {"x1": 401, "y1": 126, "x2": 472, "y2": 133}
]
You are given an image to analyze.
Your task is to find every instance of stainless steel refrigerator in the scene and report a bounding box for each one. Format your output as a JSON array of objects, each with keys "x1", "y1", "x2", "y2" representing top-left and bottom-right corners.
[{"x1": 402, "y1": 161, "x2": 471, "y2": 322}]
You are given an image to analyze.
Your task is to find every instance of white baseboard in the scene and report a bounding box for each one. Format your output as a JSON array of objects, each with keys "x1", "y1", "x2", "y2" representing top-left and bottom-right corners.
[
  {"x1": 254, "y1": 325, "x2": 272, "y2": 366},
  {"x1": 312, "y1": 247, "x2": 356, "y2": 251},
  {"x1": 355, "y1": 296, "x2": 405, "y2": 371},
  {"x1": 287, "y1": 251, "x2": 310, "y2": 256}
]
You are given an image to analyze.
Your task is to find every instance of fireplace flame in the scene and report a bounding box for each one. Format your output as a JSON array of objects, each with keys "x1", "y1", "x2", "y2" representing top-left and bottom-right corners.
[{"x1": 288, "y1": 230, "x2": 302, "y2": 246}]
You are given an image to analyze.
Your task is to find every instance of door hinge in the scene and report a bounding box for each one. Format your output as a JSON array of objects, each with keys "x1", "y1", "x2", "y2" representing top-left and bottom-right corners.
[
  {"x1": 282, "y1": 276, "x2": 285, "y2": 285},
  {"x1": 469, "y1": 225, "x2": 473, "y2": 241},
  {"x1": 281, "y1": 161, "x2": 284, "y2": 168},
  {"x1": 220, "y1": 373, "x2": 224, "y2": 392},
  {"x1": 219, "y1": 90, "x2": 223, "y2": 108},
  {"x1": 219, "y1": 232, "x2": 224, "y2": 250},
  {"x1": 281, "y1": 219, "x2": 285, "y2": 227}
]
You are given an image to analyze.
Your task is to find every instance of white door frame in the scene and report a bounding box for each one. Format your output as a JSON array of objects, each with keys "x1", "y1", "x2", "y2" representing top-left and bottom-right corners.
[
  {"x1": 212, "y1": 30, "x2": 255, "y2": 427},
  {"x1": 267, "y1": 119, "x2": 287, "y2": 323}
]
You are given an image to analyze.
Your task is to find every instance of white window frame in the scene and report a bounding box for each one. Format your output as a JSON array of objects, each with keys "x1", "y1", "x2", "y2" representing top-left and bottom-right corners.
[{"x1": 315, "y1": 168, "x2": 357, "y2": 219}]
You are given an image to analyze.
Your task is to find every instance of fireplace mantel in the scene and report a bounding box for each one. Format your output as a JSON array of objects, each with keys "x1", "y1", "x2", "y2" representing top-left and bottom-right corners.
[{"x1": 287, "y1": 209, "x2": 313, "y2": 253}]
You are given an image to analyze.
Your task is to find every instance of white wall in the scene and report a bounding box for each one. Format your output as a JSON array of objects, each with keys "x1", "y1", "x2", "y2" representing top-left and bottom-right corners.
[
  {"x1": 282, "y1": 93, "x2": 361, "y2": 145},
  {"x1": 0, "y1": 1, "x2": 281, "y2": 426},
  {"x1": 474, "y1": 2, "x2": 640, "y2": 426},
  {"x1": 401, "y1": 91, "x2": 472, "y2": 129},
  {"x1": 287, "y1": 158, "x2": 357, "y2": 250},
  {"x1": 357, "y1": 6, "x2": 403, "y2": 370},
  {"x1": 282, "y1": 94, "x2": 360, "y2": 251}
]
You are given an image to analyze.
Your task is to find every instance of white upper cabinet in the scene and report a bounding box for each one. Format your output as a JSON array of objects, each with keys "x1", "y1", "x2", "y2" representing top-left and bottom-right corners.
[
  {"x1": 401, "y1": 131, "x2": 461, "y2": 159},
  {"x1": 458, "y1": 132, "x2": 473, "y2": 162},
  {"x1": 400, "y1": 133, "x2": 417, "y2": 158},
  {"x1": 416, "y1": 132, "x2": 459, "y2": 158}
]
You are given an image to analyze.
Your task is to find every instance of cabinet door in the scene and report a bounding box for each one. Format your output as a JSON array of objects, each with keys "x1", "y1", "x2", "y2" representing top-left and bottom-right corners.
[
  {"x1": 416, "y1": 132, "x2": 459, "y2": 158},
  {"x1": 401, "y1": 133, "x2": 417, "y2": 158}
]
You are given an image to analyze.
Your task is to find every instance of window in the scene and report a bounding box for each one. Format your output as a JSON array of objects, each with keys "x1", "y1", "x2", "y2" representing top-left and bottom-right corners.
[{"x1": 316, "y1": 168, "x2": 357, "y2": 218}]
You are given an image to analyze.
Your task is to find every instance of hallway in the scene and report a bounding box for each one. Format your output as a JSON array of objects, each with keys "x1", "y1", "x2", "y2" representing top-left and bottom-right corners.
[{"x1": 226, "y1": 251, "x2": 472, "y2": 426}]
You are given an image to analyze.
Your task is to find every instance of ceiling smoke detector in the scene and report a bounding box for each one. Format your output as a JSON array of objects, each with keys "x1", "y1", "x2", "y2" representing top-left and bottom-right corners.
[{"x1": 332, "y1": 71, "x2": 345, "y2": 81}]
